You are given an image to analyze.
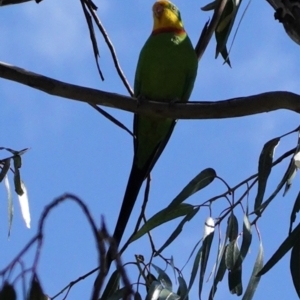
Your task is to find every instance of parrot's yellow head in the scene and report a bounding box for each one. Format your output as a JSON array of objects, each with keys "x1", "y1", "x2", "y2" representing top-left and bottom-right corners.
[{"x1": 152, "y1": 1, "x2": 185, "y2": 33}]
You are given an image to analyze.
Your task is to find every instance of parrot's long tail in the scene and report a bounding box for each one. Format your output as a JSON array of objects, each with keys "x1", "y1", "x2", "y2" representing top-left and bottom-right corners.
[{"x1": 105, "y1": 164, "x2": 146, "y2": 272}]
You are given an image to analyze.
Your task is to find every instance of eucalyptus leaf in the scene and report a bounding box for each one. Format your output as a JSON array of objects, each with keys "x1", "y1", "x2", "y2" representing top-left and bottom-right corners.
[
  {"x1": 242, "y1": 238, "x2": 263, "y2": 300},
  {"x1": 0, "y1": 158, "x2": 10, "y2": 182},
  {"x1": 100, "y1": 270, "x2": 120, "y2": 300},
  {"x1": 155, "y1": 207, "x2": 200, "y2": 255},
  {"x1": 130, "y1": 204, "x2": 194, "y2": 243},
  {"x1": 257, "y1": 222, "x2": 300, "y2": 276},
  {"x1": 289, "y1": 191, "x2": 300, "y2": 234},
  {"x1": 254, "y1": 138, "x2": 280, "y2": 211},
  {"x1": 168, "y1": 168, "x2": 216, "y2": 209}
]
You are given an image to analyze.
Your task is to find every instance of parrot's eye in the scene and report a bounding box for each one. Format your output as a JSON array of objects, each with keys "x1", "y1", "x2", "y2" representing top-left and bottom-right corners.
[{"x1": 170, "y1": 4, "x2": 178, "y2": 13}]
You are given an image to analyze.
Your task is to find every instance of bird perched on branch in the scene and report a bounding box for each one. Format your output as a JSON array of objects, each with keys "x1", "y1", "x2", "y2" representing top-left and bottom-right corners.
[{"x1": 107, "y1": 0, "x2": 198, "y2": 269}]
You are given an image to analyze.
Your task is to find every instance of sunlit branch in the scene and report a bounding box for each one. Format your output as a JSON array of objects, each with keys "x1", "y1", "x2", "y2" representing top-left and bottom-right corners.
[{"x1": 1, "y1": 62, "x2": 300, "y2": 120}]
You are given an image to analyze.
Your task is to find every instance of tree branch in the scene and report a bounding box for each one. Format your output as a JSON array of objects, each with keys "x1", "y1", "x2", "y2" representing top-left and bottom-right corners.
[
  {"x1": 0, "y1": 61, "x2": 300, "y2": 119},
  {"x1": 0, "y1": 0, "x2": 35, "y2": 6}
]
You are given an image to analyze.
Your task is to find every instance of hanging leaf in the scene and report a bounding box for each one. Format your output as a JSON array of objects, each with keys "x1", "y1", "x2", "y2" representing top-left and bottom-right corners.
[
  {"x1": 214, "y1": 0, "x2": 242, "y2": 65},
  {"x1": 168, "y1": 168, "x2": 216, "y2": 209},
  {"x1": 199, "y1": 217, "x2": 215, "y2": 298},
  {"x1": 294, "y1": 151, "x2": 300, "y2": 168},
  {"x1": 187, "y1": 245, "x2": 202, "y2": 293},
  {"x1": 146, "y1": 281, "x2": 163, "y2": 300},
  {"x1": 100, "y1": 270, "x2": 120, "y2": 300},
  {"x1": 257, "y1": 222, "x2": 300, "y2": 276},
  {"x1": 13, "y1": 155, "x2": 22, "y2": 169},
  {"x1": 254, "y1": 138, "x2": 280, "y2": 211},
  {"x1": 226, "y1": 214, "x2": 238, "y2": 242},
  {"x1": 226, "y1": 242, "x2": 242, "y2": 295},
  {"x1": 225, "y1": 240, "x2": 239, "y2": 270},
  {"x1": 256, "y1": 157, "x2": 297, "y2": 214},
  {"x1": 0, "y1": 158, "x2": 10, "y2": 182},
  {"x1": 28, "y1": 275, "x2": 47, "y2": 300},
  {"x1": 155, "y1": 207, "x2": 200, "y2": 255},
  {"x1": 0, "y1": 282, "x2": 16, "y2": 300},
  {"x1": 177, "y1": 275, "x2": 188, "y2": 300},
  {"x1": 242, "y1": 238, "x2": 264, "y2": 300},
  {"x1": 289, "y1": 192, "x2": 300, "y2": 234},
  {"x1": 290, "y1": 234, "x2": 300, "y2": 298},
  {"x1": 13, "y1": 168, "x2": 23, "y2": 196},
  {"x1": 146, "y1": 273, "x2": 158, "y2": 292},
  {"x1": 209, "y1": 246, "x2": 227, "y2": 299},
  {"x1": 130, "y1": 204, "x2": 194, "y2": 243},
  {"x1": 232, "y1": 214, "x2": 252, "y2": 270},
  {"x1": 151, "y1": 264, "x2": 172, "y2": 291}
]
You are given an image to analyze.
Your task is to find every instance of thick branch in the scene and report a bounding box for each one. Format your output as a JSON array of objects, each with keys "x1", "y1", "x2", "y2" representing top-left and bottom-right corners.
[
  {"x1": 1, "y1": 0, "x2": 36, "y2": 6},
  {"x1": 0, "y1": 61, "x2": 300, "y2": 119}
]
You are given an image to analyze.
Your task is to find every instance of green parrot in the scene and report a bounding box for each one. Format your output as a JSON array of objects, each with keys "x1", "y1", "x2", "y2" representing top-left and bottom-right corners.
[{"x1": 108, "y1": 0, "x2": 198, "y2": 266}]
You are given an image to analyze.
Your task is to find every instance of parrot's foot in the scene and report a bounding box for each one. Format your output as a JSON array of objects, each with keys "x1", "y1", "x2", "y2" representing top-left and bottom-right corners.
[
  {"x1": 136, "y1": 95, "x2": 147, "y2": 108},
  {"x1": 169, "y1": 97, "x2": 180, "y2": 105}
]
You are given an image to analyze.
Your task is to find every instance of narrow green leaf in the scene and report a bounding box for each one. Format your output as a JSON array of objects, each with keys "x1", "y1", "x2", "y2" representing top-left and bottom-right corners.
[
  {"x1": 254, "y1": 138, "x2": 280, "y2": 211},
  {"x1": 188, "y1": 246, "x2": 202, "y2": 293},
  {"x1": 100, "y1": 270, "x2": 120, "y2": 300},
  {"x1": 232, "y1": 214, "x2": 252, "y2": 270},
  {"x1": 290, "y1": 232, "x2": 300, "y2": 298},
  {"x1": 130, "y1": 204, "x2": 194, "y2": 243},
  {"x1": 227, "y1": 242, "x2": 242, "y2": 295},
  {"x1": 168, "y1": 168, "x2": 216, "y2": 209},
  {"x1": 0, "y1": 158, "x2": 10, "y2": 182},
  {"x1": 228, "y1": 266, "x2": 242, "y2": 296},
  {"x1": 289, "y1": 191, "x2": 300, "y2": 234},
  {"x1": 283, "y1": 164, "x2": 297, "y2": 196},
  {"x1": 201, "y1": 0, "x2": 217, "y2": 11},
  {"x1": 256, "y1": 157, "x2": 296, "y2": 214},
  {"x1": 13, "y1": 155, "x2": 22, "y2": 169},
  {"x1": 13, "y1": 168, "x2": 23, "y2": 196},
  {"x1": 177, "y1": 275, "x2": 188, "y2": 300},
  {"x1": 242, "y1": 238, "x2": 264, "y2": 300},
  {"x1": 226, "y1": 214, "x2": 238, "y2": 242},
  {"x1": 151, "y1": 264, "x2": 172, "y2": 291},
  {"x1": 215, "y1": 0, "x2": 241, "y2": 62},
  {"x1": 257, "y1": 222, "x2": 300, "y2": 276},
  {"x1": 155, "y1": 207, "x2": 200, "y2": 255},
  {"x1": 209, "y1": 246, "x2": 227, "y2": 300},
  {"x1": 225, "y1": 240, "x2": 240, "y2": 270},
  {"x1": 199, "y1": 218, "x2": 215, "y2": 298},
  {"x1": 0, "y1": 282, "x2": 16, "y2": 300}
]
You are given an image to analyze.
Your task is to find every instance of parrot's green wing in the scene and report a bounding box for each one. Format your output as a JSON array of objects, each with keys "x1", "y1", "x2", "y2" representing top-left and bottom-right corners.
[{"x1": 107, "y1": 31, "x2": 198, "y2": 268}]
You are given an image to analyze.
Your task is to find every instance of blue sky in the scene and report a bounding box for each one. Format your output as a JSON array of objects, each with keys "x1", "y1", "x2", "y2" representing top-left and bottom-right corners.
[{"x1": 0, "y1": 0, "x2": 300, "y2": 299}]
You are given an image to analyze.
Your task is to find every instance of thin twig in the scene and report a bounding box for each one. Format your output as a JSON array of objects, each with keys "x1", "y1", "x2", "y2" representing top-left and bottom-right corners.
[{"x1": 86, "y1": 2, "x2": 134, "y2": 97}]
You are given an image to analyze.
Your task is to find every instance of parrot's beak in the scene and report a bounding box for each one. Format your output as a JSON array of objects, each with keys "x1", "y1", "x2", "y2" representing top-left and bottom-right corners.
[{"x1": 153, "y1": 3, "x2": 164, "y2": 19}]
